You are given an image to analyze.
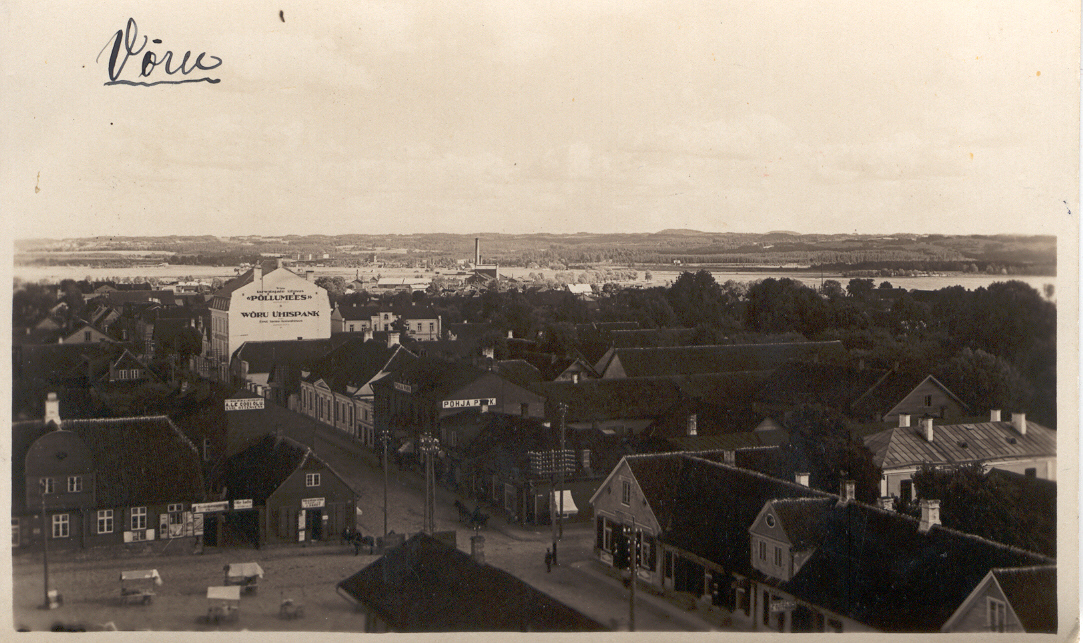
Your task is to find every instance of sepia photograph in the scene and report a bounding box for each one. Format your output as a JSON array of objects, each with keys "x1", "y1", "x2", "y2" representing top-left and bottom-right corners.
[{"x1": 2, "y1": 0, "x2": 1078, "y2": 636}]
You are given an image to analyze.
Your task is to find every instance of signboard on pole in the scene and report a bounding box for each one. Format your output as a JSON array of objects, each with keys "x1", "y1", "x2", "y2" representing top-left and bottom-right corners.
[
  {"x1": 233, "y1": 499, "x2": 253, "y2": 510},
  {"x1": 225, "y1": 398, "x2": 265, "y2": 411}
]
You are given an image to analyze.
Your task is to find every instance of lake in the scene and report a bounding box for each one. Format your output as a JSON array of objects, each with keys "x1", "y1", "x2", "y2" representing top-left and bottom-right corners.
[{"x1": 12, "y1": 264, "x2": 1056, "y2": 296}]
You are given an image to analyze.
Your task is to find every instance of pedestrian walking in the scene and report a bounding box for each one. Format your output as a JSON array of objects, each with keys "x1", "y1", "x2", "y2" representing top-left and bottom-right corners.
[{"x1": 544, "y1": 548, "x2": 553, "y2": 573}]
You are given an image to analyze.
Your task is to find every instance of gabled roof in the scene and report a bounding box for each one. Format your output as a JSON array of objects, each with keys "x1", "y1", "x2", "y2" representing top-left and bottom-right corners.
[
  {"x1": 20, "y1": 417, "x2": 205, "y2": 509},
  {"x1": 532, "y1": 378, "x2": 682, "y2": 423},
  {"x1": 603, "y1": 341, "x2": 846, "y2": 378},
  {"x1": 863, "y1": 418, "x2": 1056, "y2": 470},
  {"x1": 664, "y1": 429, "x2": 789, "y2": 453},
  {"x1": 776, "y1": 499, "x2": 1053, "y2": 632},
  {"x1": 852, "y1": 372, "x2": 967, "y2": 417},
  {"x1": 990, "y1": 566, "x2": 1057, "y2": 633},
  {"x1": 756, "y1": 361, "x2": 889, "y2": 410},
  {"x1": 493, "y1": 359, "x2": 542, "y2": 388},
  {"x1": 219, "y1": 434, "x2": 323, "y2": 502},
  {"x1": 337, "y1": 533, "x2": 606, "y2": 632},
  {"x1": 764, "y1": 497, "x2": 834, "y2": 550},
  {"x1": 231, "y1": 338, "x2": 339, "y2": 375},
  {"x1": 301, "y1": 338, "x2": 410, "y2": 396}
]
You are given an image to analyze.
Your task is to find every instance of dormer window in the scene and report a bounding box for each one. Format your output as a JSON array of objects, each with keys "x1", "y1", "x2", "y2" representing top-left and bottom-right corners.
[{"x1": 765, "y1": 514, "x2": 776, "y2": 528}]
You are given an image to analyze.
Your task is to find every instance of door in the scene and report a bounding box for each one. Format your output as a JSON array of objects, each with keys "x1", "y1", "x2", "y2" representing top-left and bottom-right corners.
[
  {"x1": 306, "y1": 509, "x2": 323, "y2": 541},
  {"x1": 203, "y1": 513, "x2": 219, "y2": 547}
]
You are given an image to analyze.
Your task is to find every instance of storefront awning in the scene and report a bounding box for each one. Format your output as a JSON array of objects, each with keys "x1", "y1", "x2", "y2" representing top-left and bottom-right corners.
[{"x1": 550, "y1": 489, "x2": 578, "y2": 518}]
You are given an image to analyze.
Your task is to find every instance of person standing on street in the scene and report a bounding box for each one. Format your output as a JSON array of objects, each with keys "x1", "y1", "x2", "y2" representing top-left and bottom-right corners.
[{"x1": 545, "y1": 548, "x2": 553, "y2": 573}]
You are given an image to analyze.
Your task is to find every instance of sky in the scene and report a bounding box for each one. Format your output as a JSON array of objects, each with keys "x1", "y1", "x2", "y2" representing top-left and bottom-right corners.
[{"x1": 2, "y1": 0, "x2": 1079, "y2": 238}]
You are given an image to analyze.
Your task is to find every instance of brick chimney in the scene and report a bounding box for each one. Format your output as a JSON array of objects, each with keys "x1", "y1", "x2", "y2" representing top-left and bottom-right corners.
[
  {"x1": 898, "y1": 414, "x2": 910, "y2": 428},
  {"x1": 387, "y1": 331, "x2": 400, "y2": 348},
  {"x1": 921, "y1": 417, "x2": 934, "y2": 442},
  {"x1": 990, "y1": 409, "x2": 1001, "y2": 422},
  {"x1": 1012, "y1": 412, "x2": 1026, "y2": 436},
  {"x1": 471, "y1": 534, "x2": 485, "y2": 564},
  {"x1": 306, "y1": 269, "x2": 314, "y2": 282},
  {"x1": 482, "y1": 346, "x2": 494, "y2": 360},
  {"x1": 795, "y1": 472, "x2": 809, "y2": 487},
  {"x1": 44, "y1": 392, "x2": 61, "y2": 426},
  {"x1": 877, "y1": 497, "x2": 894, "y2": 512},
  {"x1": 839, "y1": 479, "x2": 855, "y2": 504},
  {"x1": 363, "y1": 328, "x2": 373, "y2": 342},
  {"x1": 722, "y1": 450, "x2": 735, "y2": 466},
  {"x1": 507, "y1": 330, "x2": 513, "y2": 339},
  {"x1": 919, "y1": 499, "x2": 941, "y2": 532},
  {"x1": 252, "y1": 263, "x2": 262, "y2": 282},
  {"x1": 687, "y1": 413, "x2": 697, "y2": 436}
]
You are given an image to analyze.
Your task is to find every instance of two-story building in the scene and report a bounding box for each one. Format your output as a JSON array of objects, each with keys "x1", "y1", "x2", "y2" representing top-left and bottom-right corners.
[
  {"x1": 330, "y1": 304, "x2": 442, "y2": 341},
  {"x1": 864, "y1": 410, "x2": 1056, "y2": 500},
  {"x1": 12, "y1": 394, "x2": 206, "y2": 552}
]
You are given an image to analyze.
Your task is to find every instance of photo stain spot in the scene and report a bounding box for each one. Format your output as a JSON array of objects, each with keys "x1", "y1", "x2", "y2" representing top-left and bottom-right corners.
[
  {"x1": 969, "y1": 153, "x2": 974, "y2": 160},
  {"x1": 280, "y1": 10, "x2": 285, "y2": 22},
  {"x1": 1036, "y1": 71, "x2": 1040, "y2": 76},
  {"x1": 152, "y1": 39, "x2": 162, "y2": 44},
  {"x1": 34, "y1": 171, "x2": 40, "y2": 194}
]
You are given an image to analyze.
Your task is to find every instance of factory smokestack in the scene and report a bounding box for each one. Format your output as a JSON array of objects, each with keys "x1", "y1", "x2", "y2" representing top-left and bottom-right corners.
[{"x1": 475, "y1": 238, "x2": 480, "y2": 266}]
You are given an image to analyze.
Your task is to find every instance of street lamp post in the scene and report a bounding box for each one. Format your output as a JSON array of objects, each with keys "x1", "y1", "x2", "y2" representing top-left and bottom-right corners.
[
  {"x1": 39, "y1": 479, "x2": 50, "y2": 610},
  {"x1": 378, "y1": 428, "x2": 391, "y2": 538},
  {"x1": 418, "y1": 433, "x2": 440, "y2": 535},
  {"x1": 555, "y1": 402, "x2": 568, "y2": 566}
]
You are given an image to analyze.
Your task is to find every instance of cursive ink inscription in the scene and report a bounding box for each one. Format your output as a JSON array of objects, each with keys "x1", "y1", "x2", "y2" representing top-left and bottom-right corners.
[{"x1": 97, "y1": 18, "x2": 222, "y2": 86}]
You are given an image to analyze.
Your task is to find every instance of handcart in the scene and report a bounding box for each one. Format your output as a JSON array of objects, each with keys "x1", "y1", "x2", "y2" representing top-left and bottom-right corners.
[
  {"x1": 206, "y1": 585, "x2": 241, "y2": 624},
  {"x1": 223, "y1": 562, "x2": 264, "y2": 595},
  {"x1": 119, "y1": 569, "x2": 161, "y2": 605}
]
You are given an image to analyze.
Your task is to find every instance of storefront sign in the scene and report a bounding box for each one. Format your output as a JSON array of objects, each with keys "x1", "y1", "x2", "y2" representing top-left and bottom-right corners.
[
  {"x1": 441, "y1": 397, "x2": 497, "y2": 409},
  {"x1": 233, "y1": 499, "x2": 253, "y2": 510},
  {"x1": 192, "y1": 501, "x2": 229, "y2": 513},
  {"x1": 301, "y1": 497, "x2": 325, "y2": 509},
  {"x1": 394, "y1": 382, "x2": 414, "y2": 394},
  {"x1": 771, "y1": 600, "x2": 796, "y2": 612},
  {"x1": 225, "y1": 398, "x2": 264, "y2": 411}
]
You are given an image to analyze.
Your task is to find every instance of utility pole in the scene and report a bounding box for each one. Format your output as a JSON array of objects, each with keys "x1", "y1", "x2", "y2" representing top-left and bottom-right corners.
[
  {"x1": 629, "y1": 517, "x2": 637, "y2": 631},
  {"x1": 379, "y1": 428, "x2": 390, "y2": 538},
  {"x1": 40, "y1": 479, "x2": 50, "y2": 610},
  {"x1": 557, "y1": 402, "x2": 568, "y2": 549}
]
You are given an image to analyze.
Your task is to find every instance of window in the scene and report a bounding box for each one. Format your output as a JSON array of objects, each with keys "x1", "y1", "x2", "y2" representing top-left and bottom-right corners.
[
  {"x1": 168, "y1": 503, "x2": 184, "y2": 513},
  {"x1": 41, "y1": 478, "x2": 54, "y2": 494},
  {"x1": 621, "y1": 480, "x2": 631, "y2": 505},
  {"x1": 774, "y1": 546, "x2": 783, "y2": 567},
  {"x1": 923, "y1": 395, "x2": 933, "y2": 407},
  {"x1": 203, "y1": 438, "x2": 212, "y2": 462},
  {"x1": 131, "y1": 506, "x2": 147, "y2": 531},
  {"x1": 429, "y1": 322, "x2": 435, "y2": 332},
  {"x1": 306, "y1": 473, "x2": 321, "y2": 487},
  {"x1": 67, "y1": 476, "x2": 82, "y2": 493},
  {"x1": 759, "y1": 540, "x2": 767, "y2": 561},
  {"x1": 97, "y1": 509, "x2": 113, "y2": 534},
  {"x1": 52, "y1": 514, "x2": 69, "y2": 538},
  {"x1": 988, "y1": 598, "x2": 1007, "y2": 632},
  {"x1": 84, "y1": 331, "x2": 92, "y2": 342}
]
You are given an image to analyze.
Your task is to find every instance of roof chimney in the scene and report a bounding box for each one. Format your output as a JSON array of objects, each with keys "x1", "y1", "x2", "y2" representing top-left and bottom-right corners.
[
  {"x1": 795, "y1": 472, "x2": 809, "y2": 487},
  {"x1": 363, "y1": 328, "x2": 373, "y2": 342},
  {"x1": 687, "y1": 413, "x2": 698, "y2": 436},
  {"x1": 898, "y1": 414, "x2": 910, "y2": 428},
  {"x1": 921, "y1": 417, "x2": 934, "y2": 442},
  {"x1": 306, "y1": 269, "x2": 314, "y2": 282},
  {"x1": 277, "y1": 258, "x2": 283, "y2": 269},
  {"x1": 722, "y1": 450, "x2": 735, "y2": 466},
  {"x1": 387, "y1": 331, "x2": 400, "y2": 348},
  {"x1": 507, "y1": 329, "x2": 513, "y2": 339},
  {"x1": 989, "y1": 409, "x2": 1001, "y2": 422},
  {"x1": 44, "y1": 392, "x2": 61, "y2": 426},
  {"x1": 919, "y1": 499, "x2": 941, "y2": 532},
  {"x1": 253, "y1": 263, "x2": 262, "y2": 282},
  {"x1": 1012, "y1": 412, "x2": 1026, "y2": 436},
  {"x1": 482, "y1": 346, "x2": 494, "y2": 360},
  {"x1": 839, "y1": 479, "x2": 855, "y2": 504},
  {"x1": 877, "y1": 497, "x2": 894, "y2": 512}
]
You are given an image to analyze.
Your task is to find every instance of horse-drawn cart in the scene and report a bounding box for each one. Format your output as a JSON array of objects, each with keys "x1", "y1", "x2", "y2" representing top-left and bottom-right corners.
[{"x1": 119, "y1": 569, "x2": 161, "y2": 605}]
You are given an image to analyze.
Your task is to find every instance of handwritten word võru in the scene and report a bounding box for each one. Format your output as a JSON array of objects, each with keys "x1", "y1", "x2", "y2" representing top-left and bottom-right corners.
[{"x1": 97, "y1": 18, "x2": 221, "y2": 86}]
